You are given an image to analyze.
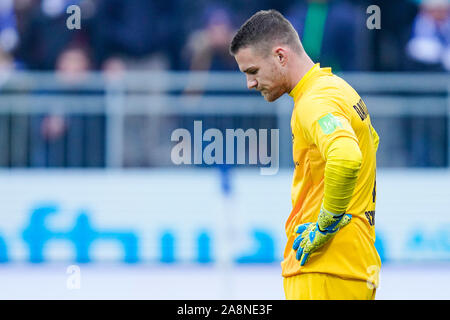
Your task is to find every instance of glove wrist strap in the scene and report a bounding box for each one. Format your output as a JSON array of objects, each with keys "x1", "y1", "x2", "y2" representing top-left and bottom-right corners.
[{"x1": 317, "y1": 206, "x2": 345, "y2": 233}]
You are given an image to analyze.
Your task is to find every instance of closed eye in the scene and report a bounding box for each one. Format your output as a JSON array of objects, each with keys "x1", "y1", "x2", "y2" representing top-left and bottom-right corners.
[{"x1": 243, "y1": 67, "x2": 258, "y2": 75}]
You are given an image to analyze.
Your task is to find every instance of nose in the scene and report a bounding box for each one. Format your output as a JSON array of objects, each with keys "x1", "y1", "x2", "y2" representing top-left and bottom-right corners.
[{"x1": 247, "y1": 78, "x2": 257, "y2": 90}]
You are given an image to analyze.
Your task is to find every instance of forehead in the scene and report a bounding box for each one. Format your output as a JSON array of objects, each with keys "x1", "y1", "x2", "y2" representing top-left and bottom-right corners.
[{"x1": 234, "y1": 46, "x2": 266, "y2": 72}]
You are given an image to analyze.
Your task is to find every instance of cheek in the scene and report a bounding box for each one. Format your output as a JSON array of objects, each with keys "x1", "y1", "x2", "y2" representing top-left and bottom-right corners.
[
  {"x1": 270, "y1": 65, "x2": 283, "y2": 82},
  {"x1": 262, "y1": 72, "x2": 276, "y2": 87},
  {"x1": 265, "y1": 71, "x2": 283, "y2": 90},
  {"x1": 259, "y1": 63, "x2": 281, "y2": 89}
]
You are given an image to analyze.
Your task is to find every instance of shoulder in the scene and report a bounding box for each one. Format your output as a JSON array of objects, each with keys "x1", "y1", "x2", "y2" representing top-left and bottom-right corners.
[
  {"x1": 313, "y1": 73, "x2": 350, "y2": 95},
  {"x1": 302, "y1": 74, "x2": 357, "y2": 112},
  {"x1": 293, "y1": 75, "x2": 353, "y2": 129}
]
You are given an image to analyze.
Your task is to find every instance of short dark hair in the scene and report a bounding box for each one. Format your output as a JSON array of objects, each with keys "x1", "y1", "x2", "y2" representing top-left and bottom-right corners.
[{"x1": 230, "y1": 9, "x2": 302, "y2": 56}]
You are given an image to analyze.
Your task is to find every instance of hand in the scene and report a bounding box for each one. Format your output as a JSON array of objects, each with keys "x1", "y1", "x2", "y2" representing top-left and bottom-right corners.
[{"x1": 292, "y1": 208, "x2": 352, "y2": 266}]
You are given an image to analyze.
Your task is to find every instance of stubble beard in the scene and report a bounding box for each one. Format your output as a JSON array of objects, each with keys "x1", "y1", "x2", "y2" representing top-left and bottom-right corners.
[{"x1": 263, "y1": 89, "x2": 283, "y2": 102}]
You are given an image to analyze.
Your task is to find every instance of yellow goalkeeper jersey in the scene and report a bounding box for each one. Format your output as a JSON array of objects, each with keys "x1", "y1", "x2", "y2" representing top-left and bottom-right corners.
[{"x1": 281, "y1": 63, "x2": 381, "y2": 286}]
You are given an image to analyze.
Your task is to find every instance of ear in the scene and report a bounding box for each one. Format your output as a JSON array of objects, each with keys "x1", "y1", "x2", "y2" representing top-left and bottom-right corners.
[{"x1": 274, "y1": 47, "x2": 288, "y2": 66}]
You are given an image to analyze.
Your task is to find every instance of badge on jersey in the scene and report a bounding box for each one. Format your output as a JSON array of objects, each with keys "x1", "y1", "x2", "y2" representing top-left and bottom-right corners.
[{"x1": 317, "y1": 113, "x2": 343, "y2": 134}]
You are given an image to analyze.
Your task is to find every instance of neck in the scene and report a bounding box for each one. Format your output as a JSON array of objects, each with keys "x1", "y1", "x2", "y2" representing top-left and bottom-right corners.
[{"x1": 287, "y1": 53, "x2": 315, "y2": 93}]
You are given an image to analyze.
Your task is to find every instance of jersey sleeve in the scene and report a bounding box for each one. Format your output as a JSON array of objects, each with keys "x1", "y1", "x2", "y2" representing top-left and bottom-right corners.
[
  {"x1": 370, "y1": 124, "x2": 380, "y2": 152},
  {"x1": 294, "y1": 97, "x2": 359, "y2": 160}
]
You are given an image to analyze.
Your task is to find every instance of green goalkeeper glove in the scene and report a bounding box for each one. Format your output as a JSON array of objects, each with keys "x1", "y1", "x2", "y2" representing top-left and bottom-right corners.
[{"x1": 292, "y1": 207, "x2": 352, "y2": 266}]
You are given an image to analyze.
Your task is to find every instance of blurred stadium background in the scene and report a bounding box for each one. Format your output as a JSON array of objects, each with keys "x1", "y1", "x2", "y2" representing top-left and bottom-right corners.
[{"x1": 0, "y1": 0, "x2": 449, "y2": 299}]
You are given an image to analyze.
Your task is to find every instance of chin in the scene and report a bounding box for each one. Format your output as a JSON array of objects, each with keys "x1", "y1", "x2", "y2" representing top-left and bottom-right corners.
[{"x1": 263, "y1": 91, "x2": 283, "y2": 102}]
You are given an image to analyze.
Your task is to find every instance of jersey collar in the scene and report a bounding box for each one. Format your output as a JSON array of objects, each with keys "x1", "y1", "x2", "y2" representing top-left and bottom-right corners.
[{"x1": 289, "y1": 63, "x2": 331, "y2": 100}]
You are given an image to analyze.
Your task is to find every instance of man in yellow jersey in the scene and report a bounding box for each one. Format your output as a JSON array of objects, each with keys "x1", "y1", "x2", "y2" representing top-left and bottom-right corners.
[{"x1": 229, "y1": 9, "x2": 381, "y2": 300}]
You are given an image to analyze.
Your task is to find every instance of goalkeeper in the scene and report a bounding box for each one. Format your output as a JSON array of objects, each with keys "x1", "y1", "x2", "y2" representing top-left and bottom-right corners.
[{"x1": 230, "y1": 10, "x2": 381, "y2": 299}]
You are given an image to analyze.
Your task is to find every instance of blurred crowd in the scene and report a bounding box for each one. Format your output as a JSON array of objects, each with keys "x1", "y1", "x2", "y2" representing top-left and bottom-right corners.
[
  {"x1": 0, "y1": 0, "x2": 449, "y2": 169},
  {"x1": 0, "y1": 0, "x2": 449, "y2": 74}
]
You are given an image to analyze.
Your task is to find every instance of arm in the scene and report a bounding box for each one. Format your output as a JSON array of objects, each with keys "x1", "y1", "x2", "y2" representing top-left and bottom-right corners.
[
  {"x1": 322, "y1": 136, "x2": 362, "y2": 215},
  {"x1": 293, "y1": 136, "x2": 362, "y2": 266}
]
